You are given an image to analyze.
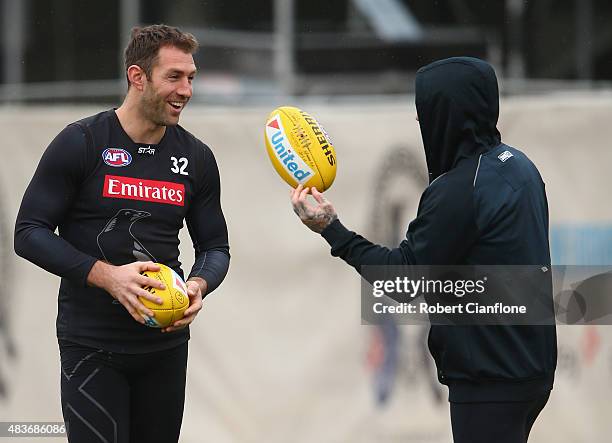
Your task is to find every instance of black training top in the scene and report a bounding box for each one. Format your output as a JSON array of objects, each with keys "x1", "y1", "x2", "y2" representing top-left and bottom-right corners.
[{"x1": 15, "y1": 110, "x2": 230, "y2": 353}]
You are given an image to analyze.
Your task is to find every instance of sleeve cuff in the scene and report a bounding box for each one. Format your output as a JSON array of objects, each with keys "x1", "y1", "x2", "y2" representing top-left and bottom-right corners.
[
  {"x1": 320, "y1": 219, "x2": 353, "y2": 247},
  {"x1": 188, "y1": 269, "x2": 217, "y2": 298},
  {"x1": 79, "y1": 257, "x2": 99, "y2": 288}
]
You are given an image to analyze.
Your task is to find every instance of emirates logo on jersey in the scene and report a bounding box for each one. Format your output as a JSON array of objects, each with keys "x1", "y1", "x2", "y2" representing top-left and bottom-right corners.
[{"x1": 103, "y1": 175, "x2": 185, "y2": 206}]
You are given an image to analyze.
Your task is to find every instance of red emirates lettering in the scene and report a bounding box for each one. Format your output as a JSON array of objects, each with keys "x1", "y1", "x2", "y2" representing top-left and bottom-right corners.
[{"x1": 103, "y1": 175, "x2": 185, "y2": 206}]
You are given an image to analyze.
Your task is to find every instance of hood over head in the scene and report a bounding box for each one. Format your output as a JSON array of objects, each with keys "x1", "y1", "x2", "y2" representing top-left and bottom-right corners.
[{"x1": 415, "y1": 57, "x2": 501, "y2": 183}]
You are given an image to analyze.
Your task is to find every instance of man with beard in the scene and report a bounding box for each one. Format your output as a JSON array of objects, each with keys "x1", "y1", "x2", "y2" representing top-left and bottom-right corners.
[
  {"x1": 15, "y1": 25, "x2": 230, "y2": 442},
  {"x1": 290, "y1": 57, "x2": 556, "y2": 443}
]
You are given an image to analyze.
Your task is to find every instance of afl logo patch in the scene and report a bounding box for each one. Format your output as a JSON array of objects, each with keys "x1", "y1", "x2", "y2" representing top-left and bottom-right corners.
[{"x1": 103, "y1": 148, "x2": 132, "y2": 167}]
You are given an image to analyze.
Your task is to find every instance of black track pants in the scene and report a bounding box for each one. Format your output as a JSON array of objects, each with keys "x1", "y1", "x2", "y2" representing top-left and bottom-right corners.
[
  {"x1": 59, "y1": 339, "x2": 188, "y2": 443},
  {"x1": 450, "y1": 393, "x2": 550, "y2": 443}
]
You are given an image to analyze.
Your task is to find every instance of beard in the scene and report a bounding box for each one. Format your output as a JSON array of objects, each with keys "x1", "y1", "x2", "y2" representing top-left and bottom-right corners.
[{"x1": 140, "y1": 83, "x2": 179, "y2": 127}]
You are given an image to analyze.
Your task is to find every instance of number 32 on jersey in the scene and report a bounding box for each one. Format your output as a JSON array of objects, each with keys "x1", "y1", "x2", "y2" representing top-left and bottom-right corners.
[{"x1": 170, "y1": 157, "x2": 188, "y2": 175}]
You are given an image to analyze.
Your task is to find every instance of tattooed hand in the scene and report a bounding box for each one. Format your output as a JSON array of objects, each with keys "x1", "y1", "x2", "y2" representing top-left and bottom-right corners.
[{"x1": 290, "y1": 184, "x2": 338, "y2": 233}]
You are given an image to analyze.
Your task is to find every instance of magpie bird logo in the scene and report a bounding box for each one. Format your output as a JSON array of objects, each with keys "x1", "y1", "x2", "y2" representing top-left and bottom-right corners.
[
  {"x1": 97, "y1": 209, "x2": 157, "y2": 264},
  {"x1": 366, "y1": 147, "x2": 445, "y2": 407}
]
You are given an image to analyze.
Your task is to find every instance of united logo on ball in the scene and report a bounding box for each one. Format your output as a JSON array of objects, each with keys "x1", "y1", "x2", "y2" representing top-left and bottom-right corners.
[
  {"x1": 264, "y1": 106, "x2": 337, "y2": 191},
  {"x1": 139, "y1": 263, "x2": 189, "y2": 328}
]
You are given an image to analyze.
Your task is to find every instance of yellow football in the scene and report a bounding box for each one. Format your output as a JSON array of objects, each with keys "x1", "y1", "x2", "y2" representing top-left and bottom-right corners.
[
  {"x1": 139, "y1": 263, "x2": 189, "y2": 328},
  {"x1": 264, "y1": 106, "x2": 337, "y2": 191}
]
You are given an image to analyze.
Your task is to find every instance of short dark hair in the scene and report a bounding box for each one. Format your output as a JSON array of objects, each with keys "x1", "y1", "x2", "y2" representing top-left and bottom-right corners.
[{"x1": 124, "y1": 24, "x2": 199, "y2": 87}]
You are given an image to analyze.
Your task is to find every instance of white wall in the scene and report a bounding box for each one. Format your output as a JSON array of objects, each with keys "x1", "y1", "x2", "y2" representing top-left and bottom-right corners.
[{"x1": 0, "y1": 95, "x2": 611, "y2": 442}]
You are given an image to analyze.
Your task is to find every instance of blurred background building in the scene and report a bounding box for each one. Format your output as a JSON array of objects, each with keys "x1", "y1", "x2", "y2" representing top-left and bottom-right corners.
[{"x1": 1, "y1": 0, "x2": 612, "y2": 102}]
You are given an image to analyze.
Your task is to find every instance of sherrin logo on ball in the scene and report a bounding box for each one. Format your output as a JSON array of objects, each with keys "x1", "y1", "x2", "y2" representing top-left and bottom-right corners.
[
  {"x1": 139, "y1": 263, "x2": 189, "y2": 328},
  {"x1": 264, "y1": 106, "x2": 336, "y2": 191}
]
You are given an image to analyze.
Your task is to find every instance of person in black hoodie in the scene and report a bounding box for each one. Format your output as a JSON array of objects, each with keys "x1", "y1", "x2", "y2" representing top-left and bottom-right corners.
[{"x1": 290, "y1": 57, "x2": 557, "y2": 443}]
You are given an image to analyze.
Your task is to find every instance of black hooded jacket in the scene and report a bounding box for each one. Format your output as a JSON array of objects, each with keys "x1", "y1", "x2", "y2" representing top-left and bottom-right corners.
[{"x1": 321, "y1": 57, "x2": 557, "y2": 402}]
